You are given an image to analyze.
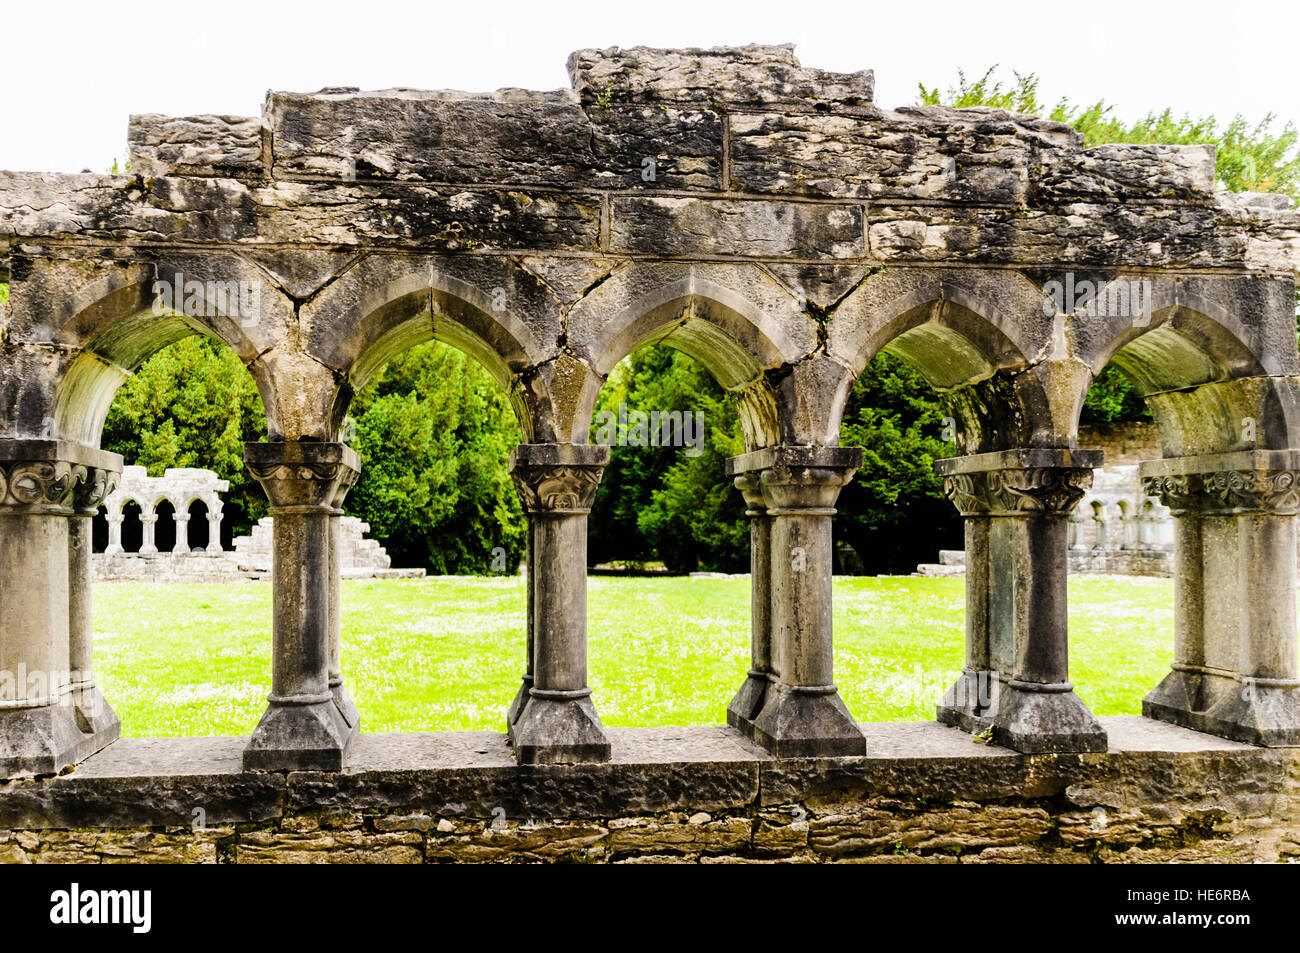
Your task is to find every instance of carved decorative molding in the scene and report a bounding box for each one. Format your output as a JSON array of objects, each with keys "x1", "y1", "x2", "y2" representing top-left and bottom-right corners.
[
  {"x1": 943, "y1": 467, "x2": 1092, "y2": 518},
  {"x1": 244, "y1": 446, "x2": 361, "y2": 513},
  {"x1": 1144, "y1": 469, "x2": 1300, "y2": 515},
  {"x1": 511, "y1": 464, "x2": 604, "y2": 514},
  {"x1": 942, "y1": 473, "x2": 988, "y2": 517},
  {"x1": 986, "y1": 467, "x2": 1093, "y2": 515},
  {"x1": 72, "y1": 466, "x2": 121, "y2": 514},
  {"x1": 0, "y1": 460, "x2": 80, "y2": 511}
]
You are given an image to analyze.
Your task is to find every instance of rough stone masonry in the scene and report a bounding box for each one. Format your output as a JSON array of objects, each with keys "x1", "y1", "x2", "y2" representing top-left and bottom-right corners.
[{"x1": 1, "y1": 46, "x2": 1299, "y2": 860}]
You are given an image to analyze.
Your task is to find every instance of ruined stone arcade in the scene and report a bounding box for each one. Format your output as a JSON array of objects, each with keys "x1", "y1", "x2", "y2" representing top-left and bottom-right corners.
[{"x1": 2, "y1": 47, "x2": 1300, "y2": 857}]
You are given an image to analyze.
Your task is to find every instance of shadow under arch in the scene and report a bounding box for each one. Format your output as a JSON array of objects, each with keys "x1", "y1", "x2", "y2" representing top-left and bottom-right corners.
[
  {"x1": 326, "y1": 270, "x2": 556, "y2": 443},
  {"x1": 830, "y1": 295, "x2": 1054, "y2": 455},
  {"x1": 51, "y1": 273, "x2": 277, "y2": 448},
  {"x1": 1072, "y1": 283, "x2": 1297, "y2": 456},
  {"x1": 566, "y1": 269, "x2": 809, "y2": 450}
]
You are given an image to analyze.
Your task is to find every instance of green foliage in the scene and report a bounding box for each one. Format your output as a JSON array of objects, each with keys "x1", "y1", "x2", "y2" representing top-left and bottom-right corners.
[
  {"x1": 835, "y1": 352, "x2": 962, "y2": 573},
  {"x1": 1080, "y1": 365, "x2": 1150, "y2": 425},
  {"x1": 588, "y1": 346, "x2": 748, "y2": 573},
  {"x1": 915, "y1": 67, "x2": 1300, "y2": 426},
  {"x1": 918, "y1": 68, "x2": 1300, "y2": 202},
  {"x1": 346, "y1": 341, "x2": 525, "y2": 574},
  {"x1": 0, "y1": 282, "x2": 9, "y2": 304},
  {"x1": 102, "y1": 335, "x2": 267, "y2": 537}
]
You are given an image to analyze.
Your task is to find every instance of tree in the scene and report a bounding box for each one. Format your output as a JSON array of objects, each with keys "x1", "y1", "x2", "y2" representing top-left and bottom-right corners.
[
  {"x1": 835, "y1": 353, "x2": 961, "y2": 574},
  {"x1": 346, "y1": 341, "x2": 525, "y2": 574},
  {"x1": 101, "y1": 335, "x2": 268, "y2": 537},
  {"x1": 918, "y1": 68, "x2": 1300, "y2": 201},
  {"x1": 587, "y1": 346, "x2": 748, "y2": 573}
]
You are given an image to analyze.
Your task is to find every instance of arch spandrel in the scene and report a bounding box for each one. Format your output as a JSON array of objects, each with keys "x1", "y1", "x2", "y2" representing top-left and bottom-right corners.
[
  {"x1": 1063, "y1": 276, "x2": 1300, "y2": 456},
  {"x1": 34, "y1": 260, "x2": 284, "y2": 448},
  {"x1": 816, "y1": 268, "x2": 1059, "y2": 453},
  {"x1": 561, "y1": 262, "x2": 814, "y2": 448},
  {"x1": 304, "y1": 255, "x2": 564, "y2": 444}
]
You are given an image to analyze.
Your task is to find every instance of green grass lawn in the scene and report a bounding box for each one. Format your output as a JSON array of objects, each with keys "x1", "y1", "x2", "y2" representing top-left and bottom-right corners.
[{"x1": 93, "y1": 574, "x2": 1176, "y2": 737}]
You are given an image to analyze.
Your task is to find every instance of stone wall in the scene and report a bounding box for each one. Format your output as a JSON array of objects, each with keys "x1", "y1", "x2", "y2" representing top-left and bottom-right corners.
[{"x1": 1, "y1": 718, "x2": 1295, "y2": 864}]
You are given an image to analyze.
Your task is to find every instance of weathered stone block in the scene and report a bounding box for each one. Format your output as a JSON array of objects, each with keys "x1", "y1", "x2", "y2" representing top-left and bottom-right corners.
[
  {"x1": 129, "y1": 114, "x2": 265, "y2": 180},
  {"x1": 609, "y1": 197, "x2": 864, "y2": 259}
]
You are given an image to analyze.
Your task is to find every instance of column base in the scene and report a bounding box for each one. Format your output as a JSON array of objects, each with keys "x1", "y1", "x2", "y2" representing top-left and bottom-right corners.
[
  {"x1": 511, "y1": 692, "x2": 611, "y2": 765},
  {"x1": 0, "y1": 700, "x2": 113, "y2": 779},
  {"x1": 935, "y1": 669, "x2": 998, "y2": 733},
  {"x1": 70, "y1": 684, "x2": 122, "y2": 749},
  {"x1": 505, "y1": 675, "x2": 533, "y2": 745},
  {"x1": 725, "y1": 670, "x2": 770, "y2": 736},
  {"x1": 330, "y1": 680, "x2": 361, "y2": 734},
  {"x1": 744, "y1": 684, "x2": 866, "y2": 758},
  {"x1": 243, "y1": 697, "x2": 359, "y2": 772},
  {"x1": 1144, "y1": 669, "x2": 1300, "y2": 746},
  {"x1": 960, "y1": 678, "x2": 1107, "y2": 754}
]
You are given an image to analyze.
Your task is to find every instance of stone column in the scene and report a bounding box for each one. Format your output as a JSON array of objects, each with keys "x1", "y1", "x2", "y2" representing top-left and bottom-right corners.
[
  {"x1": 68, "y1": 462, "x2": 123, "y2": 746},
  {"x1": 506, "y1": 443, "x2": 611, "y2": 765},
  {"x1": 935, "y1": 449, "x2": 1107, "y2": 753},
  {"x1": 139, "y1": 510, "x2": 158, "y2": 554},
  {"x1": 104, "y1": 511, "x2": 124, "y2": 555},
  {"x1": 0, "y1": 440, "x2": 123, "y2": 778},
  {"x1": 243, "y1": 441, "x2": 361, "y2": 771},
  {"x1": 724, "y1": 470, "x2": 772, "y2": 734},
  {"x1": 1142, "y1": 451, "x2": 1300, "y2": 745},
  {"x1": 173, "y1": 511, "x2": 190, "y2": 553},
  {"x1": 328, "y1": 467, "x2": 361, "y2": 733},
  {"x1": 727, "y1": 446, "x2": 865, "y2": 758},
  {"x1": 505, "y1": 503, "x2": 537, "y2": 741},
  {"x1": 207, "y1": 502, "x2": 224, "y2": 554}
]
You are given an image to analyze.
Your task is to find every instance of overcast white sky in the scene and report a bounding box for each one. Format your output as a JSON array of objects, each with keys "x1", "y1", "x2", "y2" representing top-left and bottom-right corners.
[{"x1": 5, "y1": 0, "x2": 1299, "y2": 173}]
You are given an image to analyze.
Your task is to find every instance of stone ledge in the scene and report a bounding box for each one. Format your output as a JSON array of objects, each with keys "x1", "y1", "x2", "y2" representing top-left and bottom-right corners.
[{"x1": 1, "y1": 717, "x2": 1296, "y2": 862}]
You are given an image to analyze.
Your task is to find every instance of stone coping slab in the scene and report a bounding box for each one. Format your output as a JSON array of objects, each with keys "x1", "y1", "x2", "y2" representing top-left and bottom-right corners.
[
  {"x1": 934, "y1": 448, "x2": 1104, "y2": 476},
  {"x1": 0, "y1": 717, "x2": 1278, "y2": 831}
]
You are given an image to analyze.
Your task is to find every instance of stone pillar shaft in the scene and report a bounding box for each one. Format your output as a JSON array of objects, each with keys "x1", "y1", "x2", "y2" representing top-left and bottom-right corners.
[
  {"x1": 174, "y1": 513, "x2": 189, "y2": 553},
  {"x1": 507, "y1": 443, "x2": 611, "y2": 765},
  {"x1": 139, "y1": 513, "x2": 158, "y2": 554},
  {"x1": 1142, "y1": 452, "x2": 1300, "y2": 745},
  {"x1": 243, "y1": 441, "x2": 361, "y2": 771},
  {"x1": 328, "y1": 468, "x2": 361, "y2": 732},
  {"x1": 726, "y1": 446, "x2": 865, "y2": 758},
  {"x1": 0, "y1": 440, "x2": 122, "y2": 779},
  {"x1": 936, "y1": 448, "x2": 1107, "y2": 754},
  {"x1": 725, "y1": 472, "x2": 771, "y2": 732},
  {"x1": 68, "y1": 463, "x2": 121, "y2": 744}
]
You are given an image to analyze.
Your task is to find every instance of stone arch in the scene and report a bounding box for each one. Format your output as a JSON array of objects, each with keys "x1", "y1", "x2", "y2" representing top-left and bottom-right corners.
[
  {"x1": 304, "y1": 256, "x2": 562, "y2": 442},
  {"x1": 563, "y1": 263, "x2": 817, "y2": 449},
  {"x1": 821, "y1": 268, "x2": 1058, "y2": 452},
  {"x1": 48, "y1": 263, "x2": 282, "y2": 448},
  {"x1": 1068, "y1": 277, "x2": 1300, "y2": 456}
]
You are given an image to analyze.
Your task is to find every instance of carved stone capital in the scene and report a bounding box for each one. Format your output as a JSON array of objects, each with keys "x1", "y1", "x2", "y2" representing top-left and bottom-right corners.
[
  {"x1": 1142, "y1": 474, "x2": 1201, "y2": 514},
  {"x1": 1140, "y1": 452, "x2": 1300, "y2": 517},
  {"x1": 72, "y1": 466, "x2": 121, "y2": 515},
  {"x1": 1202, "y1": 469, "x2": 1300, "y2": 515},
  {"x1": 511, "y1": 464, "x2": 604, "y2": 514},
  {"x1": 245, "y1": 441, "x2": 362, "y2": 513},
  {"x1": 941, "y1": 473, "x2": 989, "y2": 517},
  {"x1": 330, "y1": 464, "x2": 361, "y2": 513},
  {"x1": 733, "y1": 471, "x2": 767, "y2": 515},
  {"x1": 728, "y1": 446, "x2": 862, "y2": 515},
  {"x1": 508, "y1": 444, "x2": 609, "y2": 516},
  {"x1": 760, "y1": 465, "x2": 857, "y2": 514},
  {"x1": 1143, "y1": 469, "x2": 1300, "y2": 516},
  {"x1": 985, "y1": 466, "x2": 1093, "y2": 516},
  {"x1": 0, "y1": 440, "x2": 123, "y2": 515},
  {"x1": 935, "y1": 448, "x2": 1101, "y2": 519}
]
